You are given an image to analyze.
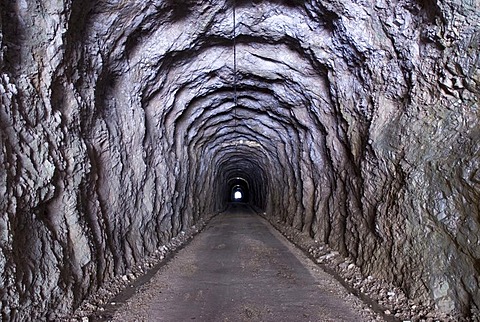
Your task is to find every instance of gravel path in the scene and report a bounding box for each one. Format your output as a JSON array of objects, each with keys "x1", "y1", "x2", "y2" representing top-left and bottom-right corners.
[{"x1": 111, "y1": 203, "x2": 381, "y2": 321}]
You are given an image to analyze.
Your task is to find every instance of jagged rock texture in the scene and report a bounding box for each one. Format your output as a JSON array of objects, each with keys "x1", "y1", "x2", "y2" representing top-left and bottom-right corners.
[{"x1": 0, "y1": 0, "x2": 479, "y2": 319}]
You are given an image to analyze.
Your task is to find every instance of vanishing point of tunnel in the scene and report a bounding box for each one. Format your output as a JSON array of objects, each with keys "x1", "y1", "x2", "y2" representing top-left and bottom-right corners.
[{"x1": 0, "y1": 0, "x2": 479, "y2": 320}]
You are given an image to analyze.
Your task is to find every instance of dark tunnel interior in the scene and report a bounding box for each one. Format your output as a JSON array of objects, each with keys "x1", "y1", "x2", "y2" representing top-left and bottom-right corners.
[
  {"x1": 0, "y1": 0, "x2": 478, "y2": 320},
  {"x1": 227, "y1": 177, "x2": 250, "y2": 203}
]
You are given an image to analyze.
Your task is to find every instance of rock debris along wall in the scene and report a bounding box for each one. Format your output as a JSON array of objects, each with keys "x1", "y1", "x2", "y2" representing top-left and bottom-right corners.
[{"x1": 0, "y1": 0, "x2": 478, "y2": 319}]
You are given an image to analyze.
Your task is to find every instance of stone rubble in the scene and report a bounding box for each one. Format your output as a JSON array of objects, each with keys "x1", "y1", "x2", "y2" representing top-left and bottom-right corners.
[
  {"x1": 65, "y1": 216, "x2": 213, "y2": 321},
  {"x1": 264, "y1": 213, "x2": 472, "y2": 322}
]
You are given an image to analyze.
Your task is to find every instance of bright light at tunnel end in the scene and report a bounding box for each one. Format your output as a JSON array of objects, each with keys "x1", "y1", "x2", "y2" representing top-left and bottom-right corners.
[{"x1": 233, "y1": 191, "x2": 243, "y2": 200}]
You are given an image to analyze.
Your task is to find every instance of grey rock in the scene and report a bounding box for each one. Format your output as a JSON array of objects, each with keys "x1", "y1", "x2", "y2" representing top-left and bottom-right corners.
[{"x1": 0, "y1": 0, "x2": 478, "y2": 320}]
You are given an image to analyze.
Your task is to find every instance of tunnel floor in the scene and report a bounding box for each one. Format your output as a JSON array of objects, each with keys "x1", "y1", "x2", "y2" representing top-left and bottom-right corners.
[{"x1": 110, "y1": 204, "x2": 376, "y2": 321}]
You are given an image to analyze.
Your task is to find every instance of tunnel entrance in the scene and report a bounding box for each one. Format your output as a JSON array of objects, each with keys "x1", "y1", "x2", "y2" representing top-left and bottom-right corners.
[
  {"x1": 231, "y1": 185, "x2": 245, "y2": 202},
  {"x1": 228, "y1": 177, "x2": 249, "y2": 203},
  {"x1": 233, "y1": 190, "x2": 243, "y2": 200},
  {"x1": 217, "y1": 157, "x2": 268, "y2": 211}
]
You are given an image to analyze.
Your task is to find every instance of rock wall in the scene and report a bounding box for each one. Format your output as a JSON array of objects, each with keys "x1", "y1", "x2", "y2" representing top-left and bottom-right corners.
[{"x1": 0, "y1": 0, "x2": 478, "y2": 319}]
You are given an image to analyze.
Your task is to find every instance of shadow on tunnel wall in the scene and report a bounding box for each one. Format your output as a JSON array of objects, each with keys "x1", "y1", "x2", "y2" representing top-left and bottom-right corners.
[{"x1": 0, "y1": 0, "x2": 479, "y2": 320}]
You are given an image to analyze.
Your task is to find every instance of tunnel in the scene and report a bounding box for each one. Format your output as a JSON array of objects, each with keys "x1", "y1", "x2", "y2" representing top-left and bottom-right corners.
[
  {"x1": 0, "y1": 0, "x2": 479, "y2": 320},
  {"x1": 228, "y1": 177, "x2": 250, "y2": 203}
]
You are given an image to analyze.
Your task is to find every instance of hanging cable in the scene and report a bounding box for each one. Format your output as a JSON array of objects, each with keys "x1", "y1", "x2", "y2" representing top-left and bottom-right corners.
[{"x1": 232, "y1": 0, "x2": 238, "y2": 131}]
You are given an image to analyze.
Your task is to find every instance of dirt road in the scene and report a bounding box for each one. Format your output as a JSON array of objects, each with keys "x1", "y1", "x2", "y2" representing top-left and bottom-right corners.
[{"x1": 111, "y1": 203, "x2": 379, "y2": 321}]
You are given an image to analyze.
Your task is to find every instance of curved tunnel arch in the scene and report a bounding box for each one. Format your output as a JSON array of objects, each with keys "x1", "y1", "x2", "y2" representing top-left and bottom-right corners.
[
  {"x1": 85, "y1": 0, "x2": 373, "y2": 285},
  {"x1": 228, "y1": 177, "x2": 250, "y2": 203},
  {"x1": 1, "y1": 0, "x2": 478, "y2": 319}
]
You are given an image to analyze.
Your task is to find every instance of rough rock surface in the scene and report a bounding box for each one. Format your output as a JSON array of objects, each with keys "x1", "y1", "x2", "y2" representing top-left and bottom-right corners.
[{"x1": 0, "y1": 0, "x2": 478, "y2": 320}]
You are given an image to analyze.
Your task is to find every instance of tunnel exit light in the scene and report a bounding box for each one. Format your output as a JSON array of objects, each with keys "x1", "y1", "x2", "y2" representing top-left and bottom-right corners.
[{"x1": 234, "y1": 191, "x2": 243, "y2": 200}]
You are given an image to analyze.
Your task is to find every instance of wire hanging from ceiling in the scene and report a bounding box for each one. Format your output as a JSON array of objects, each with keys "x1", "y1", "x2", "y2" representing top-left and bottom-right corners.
[{"x1": 232, "y1": 0, "x2": 238, "y2": 132}]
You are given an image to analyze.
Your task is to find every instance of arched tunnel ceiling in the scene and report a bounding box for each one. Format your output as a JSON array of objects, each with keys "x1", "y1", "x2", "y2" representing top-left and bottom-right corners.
[
  {"x1": 93, "y1": 0, "x2": 382, "y2": 220},
  {"x1": 0, "y1": 0, "x2": 479, "y2": 320}
]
